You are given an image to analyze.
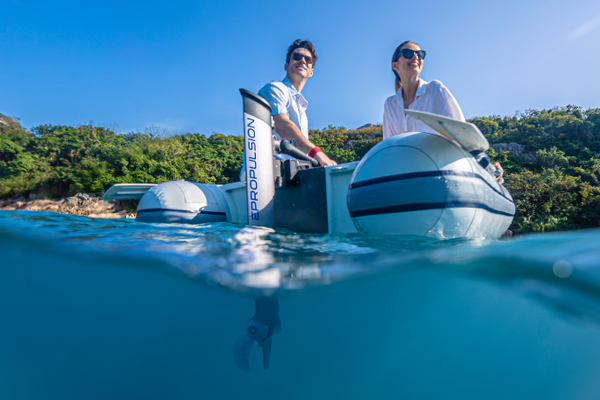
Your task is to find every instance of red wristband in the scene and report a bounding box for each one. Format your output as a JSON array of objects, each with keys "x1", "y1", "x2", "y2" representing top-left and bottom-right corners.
[{"x1": 308, "y1": 147, "x2": 322, "y2": 158}]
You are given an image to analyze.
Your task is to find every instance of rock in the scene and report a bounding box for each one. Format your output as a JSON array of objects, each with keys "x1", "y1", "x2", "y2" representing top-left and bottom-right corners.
[
  {"x1": 23, "y1": 205, "x2": 43, "y2": 211},
  {"x1": 491, "y1": 142, "x2": 538, "y2": 163},
  {"x1": 1, "y1": 194, "x2": 135, "y2": 219},
  {"x1": 20, "y1": 200, "x2": 51, "y2": 211},
  {"x1": 65, "y1": 196, "x2": 80, "y2": 208},
  {"x1": 89, "y1": 212, "x2": 125, "y2": 219},
  {"x1": 76, "y1": 193, "x2": 93, "y2": 201},
  {"x1": 492, "y1": 142, "x2": 523, "y2": 154},
  {"x1": 32, "y1": 200, "x2": 51, "y2": 207},
  {"x1": 19, "y1": 199, "x2": 43, "y2": 211},
  {"x1": 44, "y1": 204, "x2": 60, "y2": 212},
  {"x1": 92, "y1": 200, "x2": 117, "y2": 214}
]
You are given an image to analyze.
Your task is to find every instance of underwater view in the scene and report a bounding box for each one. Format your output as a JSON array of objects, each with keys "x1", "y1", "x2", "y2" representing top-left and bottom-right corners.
[{"x1": 1, "y1": 210, "x2": 600, "y2": 399}]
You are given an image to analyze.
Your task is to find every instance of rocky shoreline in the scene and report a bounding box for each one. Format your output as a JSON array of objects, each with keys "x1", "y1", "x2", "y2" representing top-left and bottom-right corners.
[{"x1": 0, "y1": 193, "x2": 137, "y2": 219}]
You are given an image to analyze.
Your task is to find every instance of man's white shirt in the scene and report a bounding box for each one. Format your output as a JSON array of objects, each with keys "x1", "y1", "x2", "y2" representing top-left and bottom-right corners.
[{"x1": 259, "y1": 77, "x2": 309, "y2": 142}]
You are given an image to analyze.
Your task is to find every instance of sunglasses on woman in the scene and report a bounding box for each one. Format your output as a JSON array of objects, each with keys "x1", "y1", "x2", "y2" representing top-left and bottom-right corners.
[
  {"x1": 394, "y1": 49, "x2": 427, "y2": 62},
  {"x1": 291, "y1": 53, "x2": 314, "y2": 64}
]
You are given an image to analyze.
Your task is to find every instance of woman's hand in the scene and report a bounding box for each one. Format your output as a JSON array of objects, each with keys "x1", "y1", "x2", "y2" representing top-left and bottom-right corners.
[{"x1": 492, "y1": 162, "x2": 504, "y2": 182}]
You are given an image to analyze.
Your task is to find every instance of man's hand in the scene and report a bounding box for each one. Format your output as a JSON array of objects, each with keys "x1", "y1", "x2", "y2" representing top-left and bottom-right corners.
[
  {"x1": 273, "y1": 114, "x2": 338, "y2": 167},
  {"x1": 314, "y1": 152, "x2": 337, "y2": 167}
]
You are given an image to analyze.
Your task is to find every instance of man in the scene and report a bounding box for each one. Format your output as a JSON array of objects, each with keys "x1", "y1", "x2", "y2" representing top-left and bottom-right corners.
[{"x1": 258, "y1": 39, "x2": 337, "y2": 167}]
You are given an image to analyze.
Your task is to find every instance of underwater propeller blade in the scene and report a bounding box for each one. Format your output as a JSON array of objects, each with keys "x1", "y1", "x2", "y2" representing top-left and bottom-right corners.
[
  {"x1": 232, "y1": 334, "x2": 254, "y2": 373},
  {"x1": 233, "y1": 297, "x2": 281, "y2": 372},
  {"x1": 261, "y1": 337, "x2": 272, "y2": 370}
]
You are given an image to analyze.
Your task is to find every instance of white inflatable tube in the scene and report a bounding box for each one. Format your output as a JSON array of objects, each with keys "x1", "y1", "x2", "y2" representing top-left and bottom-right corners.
[{"x1": 346, "y1": 132, "x2": 515, "y2": 239}]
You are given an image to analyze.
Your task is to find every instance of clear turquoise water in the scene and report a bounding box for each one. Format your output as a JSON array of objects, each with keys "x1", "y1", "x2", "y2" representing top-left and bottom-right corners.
[{"x1": 1, "y1": 211, "x2": 600, "y2": 399}]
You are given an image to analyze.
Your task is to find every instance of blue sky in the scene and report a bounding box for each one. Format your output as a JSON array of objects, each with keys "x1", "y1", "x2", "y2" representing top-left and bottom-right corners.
[{"x1": 2, "y1": 0, "x2": 599, "y2": 135}]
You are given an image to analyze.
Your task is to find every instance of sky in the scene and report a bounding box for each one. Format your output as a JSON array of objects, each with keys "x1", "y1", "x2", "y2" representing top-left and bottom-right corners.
[{"x1": 1, "y1": 0, "x2": 599, "y2": 136}]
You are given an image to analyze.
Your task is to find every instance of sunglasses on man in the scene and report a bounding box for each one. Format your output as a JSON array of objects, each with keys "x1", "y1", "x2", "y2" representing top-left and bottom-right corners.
[
  {"x1": 394, "y1": 49, "x2": 427, "y2": 62},
  {"x1": 290, "y1": 52, "x2": 314, "y2": 65}
]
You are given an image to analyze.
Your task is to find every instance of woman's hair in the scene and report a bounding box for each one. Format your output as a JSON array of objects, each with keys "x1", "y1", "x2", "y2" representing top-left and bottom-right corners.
[
  {"x1": 286, "y1": 39, "x2": 318, "y2": 66},
  {"x1": 392, "y1": 40, "x2": 420, "y2": 92}
]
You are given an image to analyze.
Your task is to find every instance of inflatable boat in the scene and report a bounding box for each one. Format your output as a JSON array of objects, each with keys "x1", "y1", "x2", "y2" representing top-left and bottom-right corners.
[{"x1": 103, "y1": 90, "x2": 515, "y2": 239}]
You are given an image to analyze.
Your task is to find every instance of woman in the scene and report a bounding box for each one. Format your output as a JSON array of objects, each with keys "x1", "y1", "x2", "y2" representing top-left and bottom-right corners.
[{"x1": 383, "y1": 41, "x2": 503, "y2": 181}]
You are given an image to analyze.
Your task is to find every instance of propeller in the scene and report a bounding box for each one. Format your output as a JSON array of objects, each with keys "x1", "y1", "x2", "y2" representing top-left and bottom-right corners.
[{"x1": 233, "y1": 297, "x2": 282, "y2": 372}]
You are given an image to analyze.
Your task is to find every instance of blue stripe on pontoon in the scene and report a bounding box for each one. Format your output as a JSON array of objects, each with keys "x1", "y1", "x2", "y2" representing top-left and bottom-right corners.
[
  {"x1": 137, "y1": 208, "x2": 226, "y2": 216},
  {"x1": 349, "y1": 202, "x2": 515, "y2": 218},
  {"x1": 350, "y1": 170, "x2": 513, "y2": 203}
]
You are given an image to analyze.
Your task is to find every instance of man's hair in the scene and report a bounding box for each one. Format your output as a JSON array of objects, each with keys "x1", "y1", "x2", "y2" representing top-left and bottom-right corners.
[{"x1": 285, "y1": 39, "x2": 318, "y2": 66}]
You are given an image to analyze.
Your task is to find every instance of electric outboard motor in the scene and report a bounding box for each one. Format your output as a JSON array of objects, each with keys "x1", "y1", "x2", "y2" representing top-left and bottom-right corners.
[
  {"x1": 240, "y1": 89, "x2": 276, "y2": 228},
  {"x1": 239, "y1": 89, "x2": 320, "y2": 224}
]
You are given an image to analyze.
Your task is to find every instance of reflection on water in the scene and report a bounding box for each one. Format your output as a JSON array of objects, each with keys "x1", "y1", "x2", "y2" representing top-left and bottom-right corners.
[{"x1": 1, "y1": 211, "x2": 600, "y2": 399}]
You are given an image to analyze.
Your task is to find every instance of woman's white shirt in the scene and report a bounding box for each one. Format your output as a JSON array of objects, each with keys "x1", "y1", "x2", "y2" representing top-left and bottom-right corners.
[{"x1": 383, "y1": 79, "x2": 465, "y2": 139}]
